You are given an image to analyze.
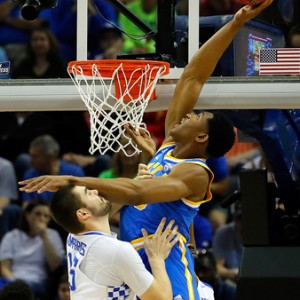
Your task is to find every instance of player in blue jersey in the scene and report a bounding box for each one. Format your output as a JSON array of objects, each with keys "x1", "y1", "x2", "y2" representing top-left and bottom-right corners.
[{"x1": 19, "y1": 2, "x2": 273, "y2": 299}]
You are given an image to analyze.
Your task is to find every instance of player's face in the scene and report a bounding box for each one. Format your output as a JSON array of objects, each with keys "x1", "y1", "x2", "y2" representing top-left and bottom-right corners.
[
  {"x1": 75, "y1": 186, "x2": 111, "y2": 217},
  {"x1": 171, "y1": 111, "x2": 213, "y2": 141}
]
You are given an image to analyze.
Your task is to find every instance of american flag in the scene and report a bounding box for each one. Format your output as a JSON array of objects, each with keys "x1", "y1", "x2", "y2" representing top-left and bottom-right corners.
[{"x1": 259, "y1": 48, "x2": 300, "y2": 75}]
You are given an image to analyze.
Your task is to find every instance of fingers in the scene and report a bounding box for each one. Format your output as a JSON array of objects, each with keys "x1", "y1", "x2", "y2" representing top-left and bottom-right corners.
[
  {"x1": 141, "y1": 228, "x2": 149, "y2": 239},
  {"x1": 18, "y1": 178, "x2": 37, "y2": 185},
  {"x1": 139, "y1": 128, "x2": 150, "y2": 138},
  {"x1": 19, "y1": 176, "x2": 60, "y2": 193},
  {"x1": 167, "y1": 225, "x2": 180, "y2": 248},
  {"x1": 124, "y1": 123, "x2": 138, "y2": 136},
  {"x1": 136, "y1": 174, "x2": 153, "y2": 180},
  {"x1": 136, "y1": 163, "x2": 152, "y2": 180},
  {"x1": 19, "y1": 177, "x2": 44, "y2": 192},
  {"x1": 161, "y1": 219, "x2": 175, "y2": 239},
  {"x1": 155, "y1": 218, "x2": 179, "y2": 246},
  {"x1": 154, "y1": 217, "x2": 167, "y2": 236},
  {"x1": 252, "y1": 0, "x2": 273, "y2": 13},
  {"x1": 258, "y1": 0, "x2": 273, "y2": 9},
  {"x1": 236, "y1": 0, "x2": 273, "y2": 23},
  {"x1": 144, "y1": 219, "x2": 179, "y2": 260},
  {"x1": 162, "y1": 220, "x2": 179, "y2": 247},
  {"x1": 138, "y1": 163, "x2": 149, "y2": 173}
]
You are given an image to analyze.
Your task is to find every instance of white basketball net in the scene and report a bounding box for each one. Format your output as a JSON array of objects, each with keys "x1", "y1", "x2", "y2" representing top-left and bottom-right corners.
[{"x1": 68, "y1": 61, "x2": 167, "y2": 157}]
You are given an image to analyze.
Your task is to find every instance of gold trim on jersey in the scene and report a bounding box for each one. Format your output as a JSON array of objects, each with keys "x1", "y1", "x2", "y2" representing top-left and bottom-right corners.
[
  {"x1": 147, "y1": 162, "x2": 163, "y2": 174},
  {"x1": 178, "y1": 236, "x2": 195, "y2": 300}
]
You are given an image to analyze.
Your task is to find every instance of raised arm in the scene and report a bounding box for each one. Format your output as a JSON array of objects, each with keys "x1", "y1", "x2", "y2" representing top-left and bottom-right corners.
[
  {"x1": 19, "y1": 163, "x2": 209, "y2": 205},
  {"x1": 164, "y1": 0, "x2": 273, "y2": 139}
]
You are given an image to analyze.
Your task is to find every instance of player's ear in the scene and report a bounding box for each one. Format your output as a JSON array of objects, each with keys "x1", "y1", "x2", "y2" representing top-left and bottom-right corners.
[
  {"x1": 195, "y1": 133, "x2": 209, "y2": 143},
  {"x1": 76, "y1": 209, "x2": 90, "y2": 221}
]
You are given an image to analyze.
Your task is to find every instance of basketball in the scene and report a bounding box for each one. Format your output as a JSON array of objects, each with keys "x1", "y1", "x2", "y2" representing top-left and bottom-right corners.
[{"x1": 235, "y1": 0, "x2": 266, "y2": 6}]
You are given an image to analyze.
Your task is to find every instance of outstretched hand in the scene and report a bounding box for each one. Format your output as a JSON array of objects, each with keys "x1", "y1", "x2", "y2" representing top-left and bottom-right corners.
[
  {"x1": 234, "y1": 0, "x2": 273, "y2": 25},
  {"x1": 124, "y1": 123, "x2": 156, "y2": 158},
  {"x1": 135, "y1": 163, "x2": 153, "y2": 180},
  {"x1": 19, "y1": 175, "x2": 71, "y2": 194},
  {"x1": 142, "y1": 217, "x2": 179, "y2": 261}
]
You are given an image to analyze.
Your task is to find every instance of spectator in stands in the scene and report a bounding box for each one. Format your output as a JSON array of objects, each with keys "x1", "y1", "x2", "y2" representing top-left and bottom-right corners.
[
  {"x1": 12, "y1": 27, "x2": 68, "y2": 79},
  {"x1": 93, "y1": 24, "x2": 124, "y2": 59},
  {"x1": 63, "y1": 152, "x2": 111, "y2": 177},
  {"x1": 0, "y1": 157, "x2": 19, "y2": 240},
  {"x1": 212, "y1": 208, "x2": 243, "y2": 284},
  {"x1": 55, "y1": 273, "x2": 70, "y2": 300},
  {"x1": 49, "y1": 0, "x2": 118, "y2": 62},
  {"x1": 22, "y1": 135, "x2": 85, "y2": 206},
  {"x1": 286, "y1": 23, "x2": 300, "y2": 47},
  {"x1": 194, "y1": 249, "x2": 236, "y2": 300},
  {"x1": 0, "y1": 157, "x2": 18, "y2": 215},
  {"x1": 208, "y1": 208, "x2": 228, "y2": 233},
  {"x1": 0, "y1": 0, "x2": 51, "y2": 68},
  {"x1": 193, "y1": 213, "x2": 213, "y2": 249},
  {"x1": 118, "y1": 0, "x2": 157, "y2": 54},
  {"x1": 0, "y1": 199, "x2": 65, "y2": 300},
  {"x1": 0, "y1": 112, "x2": 58, "y2": 177},
  {"x1": 0, "y1": 280, "x2": 35, "y2": 300}
]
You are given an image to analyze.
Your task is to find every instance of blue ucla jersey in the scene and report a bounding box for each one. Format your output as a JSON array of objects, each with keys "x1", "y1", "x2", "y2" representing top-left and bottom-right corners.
[{"x1": 120, "y1": 142, "x2": 214, "y2": 245}]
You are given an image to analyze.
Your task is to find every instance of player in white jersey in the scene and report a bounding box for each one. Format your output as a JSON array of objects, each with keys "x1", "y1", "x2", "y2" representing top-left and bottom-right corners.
[
  {"x1": 50, "y1": 184, "x2": 179, "y2": 300},
  {"x1": 197, "y1": 279, "x2": 215, "y2": 300}
]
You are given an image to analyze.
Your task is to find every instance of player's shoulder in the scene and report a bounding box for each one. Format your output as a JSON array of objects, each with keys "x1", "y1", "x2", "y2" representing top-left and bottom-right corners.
[
  {"x1": 199, "y1": 280, "x2": 213, "y2": 291},
  {"x1": 174, "y1": 160, "x2": 210, "y2": 175},
  {"x1": 198, "y1": 279, "x2": 215, "y2": 300},
  {"x1": 91, "y1": 235, "x2": 134, "y2": 253}
]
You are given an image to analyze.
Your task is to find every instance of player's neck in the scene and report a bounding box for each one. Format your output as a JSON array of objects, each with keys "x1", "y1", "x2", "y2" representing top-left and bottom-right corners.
[
  {"x1": 84, "y1": 217, "x2": 111, "y2": 235},
  {"x1": 172, "y1": 144, "x2": 206, "y2": 159}
]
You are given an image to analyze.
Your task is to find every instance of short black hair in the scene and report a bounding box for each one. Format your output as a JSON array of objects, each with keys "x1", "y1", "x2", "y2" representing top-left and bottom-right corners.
[
  {"x1": 0, "y1": 280, "x2": 34, "y2": 300},
  {"x1": 206, "y1": 112, "x2": 235, "y2": 157},
  {"x1": 50, "y1": 185, "x2": 85, "y2": 234}
]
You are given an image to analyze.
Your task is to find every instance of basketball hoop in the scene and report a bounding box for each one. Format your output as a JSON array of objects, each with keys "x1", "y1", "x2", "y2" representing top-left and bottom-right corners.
[{"x1": 68, "y1": 59, "x2": 170, "y2": 156}]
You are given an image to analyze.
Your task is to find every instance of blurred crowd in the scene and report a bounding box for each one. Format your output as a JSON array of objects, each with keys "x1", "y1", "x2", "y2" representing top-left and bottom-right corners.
[
  {"x1": 0, "y1": 0, "x2": 298, "y2": 299},
  {"x1": 0, "y1": 110, "x2": 280, "y2": 300}
]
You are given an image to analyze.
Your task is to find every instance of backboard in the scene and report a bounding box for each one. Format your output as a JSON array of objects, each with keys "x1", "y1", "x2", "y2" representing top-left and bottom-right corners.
[{"x1": 0, "y1": 0, "x2": 299, "y2": 111}]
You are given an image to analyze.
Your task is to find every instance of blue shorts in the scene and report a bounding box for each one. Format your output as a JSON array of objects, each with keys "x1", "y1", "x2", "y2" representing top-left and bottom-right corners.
[{"x1": 138, "y1": 241, "x2": 199, "y2": 300}]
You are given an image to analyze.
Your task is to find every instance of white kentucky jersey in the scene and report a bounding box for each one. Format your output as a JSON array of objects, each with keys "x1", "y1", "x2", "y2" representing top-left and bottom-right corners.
[
  {"x1": 197, "y1": 279, "x2": 215, "y2": 300},
  {"x1": 66, "y1": 231, "x2": 153, "y2": 300}
]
